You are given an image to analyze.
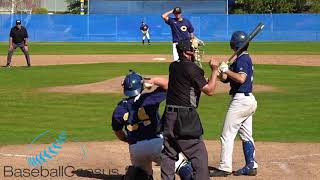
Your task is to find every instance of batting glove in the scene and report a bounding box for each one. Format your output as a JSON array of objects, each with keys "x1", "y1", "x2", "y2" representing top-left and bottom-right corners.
[{"x1": 219, "y1": 61, "x2": 229, "y2": 73}]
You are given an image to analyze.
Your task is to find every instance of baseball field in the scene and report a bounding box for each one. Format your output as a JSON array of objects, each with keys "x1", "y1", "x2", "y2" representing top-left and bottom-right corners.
[{"x1": 0, "y1": 42, "x2": 319, "y2": 179}]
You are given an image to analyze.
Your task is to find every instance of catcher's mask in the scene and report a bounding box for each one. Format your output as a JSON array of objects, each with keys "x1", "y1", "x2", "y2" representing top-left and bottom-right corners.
[
  {"x1": 230, "y1": 31, "x2": 249, "y2": 51},
  {"x1": 122, "y1": 70, "x2": 144, "y2": 97},
  {"x1": 176, "y1": 39, "x2": 195, "y2": 60}
]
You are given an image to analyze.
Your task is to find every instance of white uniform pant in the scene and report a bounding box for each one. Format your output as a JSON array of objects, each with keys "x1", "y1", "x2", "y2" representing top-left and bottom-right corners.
[
  {"x1": 218, "y1": 93, "x2": 258, "y2": 172},
  {"x1": 129, "y1": 136, "x2": 189, "y2": 175},
  {"x1": 142, "y1": 32, "x2": 150, "y2": 40},
  {"x1": 129, "y1": 137, "x2": 163, "y2": 175},
  {"x1": 172, "y1": 43, "x2": 179, "y2": 61}
]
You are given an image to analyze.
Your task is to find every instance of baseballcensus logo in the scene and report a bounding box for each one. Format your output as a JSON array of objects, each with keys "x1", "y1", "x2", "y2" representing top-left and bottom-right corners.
[{"x1": 25, "y1": 130, "x2": 87, "y2": 167}]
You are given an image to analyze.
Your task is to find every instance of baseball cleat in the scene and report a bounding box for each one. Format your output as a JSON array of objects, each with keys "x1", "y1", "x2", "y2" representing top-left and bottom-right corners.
[
  {"x1": 233, "y1": 167, "x2": 257, "y2": 176},
  {"x1": 209, "y1": 168, "x2": 232, "y2": 177},
  {"x1": 3, "y1": 64, "x2": 11, "y2": 68}
]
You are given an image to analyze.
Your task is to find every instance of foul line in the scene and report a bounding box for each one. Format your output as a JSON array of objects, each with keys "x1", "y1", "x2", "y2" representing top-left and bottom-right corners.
[{"x1": 269, "y1": 153, "x2": 320, "y2": 163}]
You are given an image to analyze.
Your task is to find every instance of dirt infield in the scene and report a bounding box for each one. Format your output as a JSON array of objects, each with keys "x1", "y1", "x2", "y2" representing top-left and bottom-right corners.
[
  {"x1": 1, "y1": 54, "x2": 320, "y2": 67},
  {"x1": 40, "y1": 75, "x2": 278, "y2": 94},
  {"x1": 0, "y1": 140, "x2": 319, "y2": 180}
]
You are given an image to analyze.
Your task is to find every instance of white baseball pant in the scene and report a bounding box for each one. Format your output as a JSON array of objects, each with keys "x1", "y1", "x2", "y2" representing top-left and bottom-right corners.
[
  {"x1": 129, "y1": 137, "x2": 163, "y2": 175},
  {"x1": 218, "y1": 93, "x2": 258, "y2": 172},
  {"x1": 172, "y1": 43, "x2": 179, "y2": 61},
  {"x1": 129, "y1": 136, "x2": 190, "y2": 175},
  {"x1": 142, "y1": 31, "x2": 150, "y2": 40}
]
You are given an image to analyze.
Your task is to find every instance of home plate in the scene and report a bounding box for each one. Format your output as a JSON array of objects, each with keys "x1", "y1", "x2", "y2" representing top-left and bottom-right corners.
[{"x1": 152, "y1": 57, "x2": 167, "y2": 61}]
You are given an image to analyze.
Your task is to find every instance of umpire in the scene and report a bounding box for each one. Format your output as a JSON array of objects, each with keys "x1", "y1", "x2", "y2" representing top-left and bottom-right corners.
[
  {"x1": 5, "y1": 20, "x2": 31, "y2": 67},
  {"x1": 161, "y1": 39, "x2": 219, "y2": 180}
]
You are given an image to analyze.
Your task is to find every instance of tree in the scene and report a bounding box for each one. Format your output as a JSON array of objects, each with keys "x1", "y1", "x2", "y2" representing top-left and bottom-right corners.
[
  {"x1": 32, "y1": 7, "x2": 48, "y2": 14},
  {"x1": 230, "y1": 0, "x2": 320, "y2": 14},
  {"x1": 65, "y1": 0, "x2": 88, "y2": 14},
  {"x1": 231, "y1": 0, "x2": 296, "y2": 14},
  {"x1": 308, "y1": 0, "x2": 320, "y2": 13}
]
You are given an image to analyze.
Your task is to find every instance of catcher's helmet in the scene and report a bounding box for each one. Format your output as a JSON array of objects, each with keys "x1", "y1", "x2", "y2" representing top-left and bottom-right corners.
[
  {"x1": 173, "y1": 7, "x2": 182, "y2": 14},
  {"x1": 230, "y1": 31, "x2": 248, "y2": 50},
  {"x1": 123, "y1": 70, "x2": 144, "y2": 97}
]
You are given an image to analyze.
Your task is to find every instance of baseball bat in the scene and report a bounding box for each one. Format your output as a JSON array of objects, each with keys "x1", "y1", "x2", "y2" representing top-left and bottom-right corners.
[{"x1": 226, "y1": 22, "x2": 265, "y2": 64}]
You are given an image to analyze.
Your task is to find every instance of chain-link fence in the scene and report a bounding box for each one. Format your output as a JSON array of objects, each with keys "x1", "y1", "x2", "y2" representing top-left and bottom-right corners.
[
  {"x1": 89, "y1": 0, "x2": 227, "y2": 15},
  {"x1": 0, "y1": 0, "x2": 41, "y2": 14}
]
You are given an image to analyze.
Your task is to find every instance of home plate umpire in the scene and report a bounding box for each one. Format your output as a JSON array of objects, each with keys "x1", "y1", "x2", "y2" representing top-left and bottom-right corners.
[{"x1": 161, "y1": 39, "x2": 219, "y2": 179}]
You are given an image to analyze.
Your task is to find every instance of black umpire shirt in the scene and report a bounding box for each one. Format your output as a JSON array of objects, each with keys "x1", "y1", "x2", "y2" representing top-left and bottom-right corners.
[
  {"x1": 166, "y1": 57, "x2": 207, "y2": 108},
  {"x1": 10, "y1": 26, "x2": 28, "y2": 44}
]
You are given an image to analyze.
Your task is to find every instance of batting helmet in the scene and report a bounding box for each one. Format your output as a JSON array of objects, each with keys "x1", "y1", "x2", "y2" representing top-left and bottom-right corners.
[
  {"x1": 230, "y1": 31, "x2": 248, "y2": 50},
  {"x1": 122, "y1": 70, "x2": 144, "y2": 97},
  {"x1": 173, "y1": 7, "x2": 182, "y2": 14}
]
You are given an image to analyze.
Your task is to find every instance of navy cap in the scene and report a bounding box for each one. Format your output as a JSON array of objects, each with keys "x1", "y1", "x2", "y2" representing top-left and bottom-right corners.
[
  {"x1": 173, "y1": 7, "x2": 182, "y2": 14},
  {"x1": 16, "y1": 20, "x2": 21, "y2": 25}
]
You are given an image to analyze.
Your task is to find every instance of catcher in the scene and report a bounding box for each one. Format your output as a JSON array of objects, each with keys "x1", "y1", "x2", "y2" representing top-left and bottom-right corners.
[
  {"x1": 140, "y1": 21, "x2": 151, "y2": 45},
  {"x1": 112, "y1": 70, "x2": 194, "y2": 180}
]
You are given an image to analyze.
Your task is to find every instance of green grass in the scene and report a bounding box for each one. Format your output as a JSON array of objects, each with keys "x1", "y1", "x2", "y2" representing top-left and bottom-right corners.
[
  {"x1": 0, "y1": 42, "x2": 320, "y2": 55},
  {"x1": 0, "y1": 63, "x2": 319, "y2": 145}
]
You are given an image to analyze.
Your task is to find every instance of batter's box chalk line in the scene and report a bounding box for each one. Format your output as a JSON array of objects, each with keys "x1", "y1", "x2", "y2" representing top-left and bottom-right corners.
[
  {"x1": 0, "y1": 153, "x2": 32, "y2": 158},
  {"x1": 152, "y1": 57, "x2": 166, "y2": 61}
]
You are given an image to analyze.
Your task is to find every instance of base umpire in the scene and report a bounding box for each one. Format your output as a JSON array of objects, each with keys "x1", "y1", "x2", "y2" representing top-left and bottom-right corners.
[
  {"x1": 5, "y1": 20, "x2": 31, "y2": 67},
  {"x1": 161, "y1": 39, "x2": 219, "y2": 180}
]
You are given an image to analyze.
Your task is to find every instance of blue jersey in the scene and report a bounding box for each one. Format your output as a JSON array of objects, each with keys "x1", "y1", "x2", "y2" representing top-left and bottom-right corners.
[
  {"x1": 112, "y1": 88, "x2": 166, "y2": 144},
  {"x1": 140, "y1": 24, "x2": 149, "y2": 31},
  {"x1": 165, "y1": 17, "x2": 194, "y2": 43},
  {"x1": 228, "y1": 52, "x2": 254, "y2": 94}
]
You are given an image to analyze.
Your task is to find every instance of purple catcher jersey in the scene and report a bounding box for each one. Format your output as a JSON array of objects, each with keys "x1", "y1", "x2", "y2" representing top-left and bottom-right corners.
[{"x1": 112, "y1": 87, "x2": 166, "y2": 144}]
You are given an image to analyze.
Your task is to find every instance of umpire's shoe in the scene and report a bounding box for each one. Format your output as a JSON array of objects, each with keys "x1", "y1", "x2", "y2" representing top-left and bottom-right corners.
[
  {"x1": 209, "y1": 168, "x2": 232, "y2": 177},
  {"x1": 233, "y1": 166, "x2": 257, "y2": 176}
]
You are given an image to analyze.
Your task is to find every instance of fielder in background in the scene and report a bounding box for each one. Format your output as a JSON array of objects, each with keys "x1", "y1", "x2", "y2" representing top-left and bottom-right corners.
[
  {"x1": 5, "y1": 20, "x2": 31, "y2": 67},
  {"x1": 162, "y1": 7, "x2": 194, "y2": 61},
  {"x1": 140, "y1": 21, "x2": 151, "y2": 45},
  {"x1": 160, "y1": 39, "x2": 219, "y2": 180},
  {"x1": 210, "y1": 31, "x2": 258, "y2": 177},
  {"x1": 112, "y1": 70, "x2": 194, "y2": 180}
]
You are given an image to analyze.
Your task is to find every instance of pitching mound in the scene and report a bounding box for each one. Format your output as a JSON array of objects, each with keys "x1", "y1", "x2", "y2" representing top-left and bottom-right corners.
[
  {"x1": 0, "y1": 140, "x2": 319, "y2": 180},
  {"x1": 40, "y1": 75, "x2": 278, "y2": 94}
]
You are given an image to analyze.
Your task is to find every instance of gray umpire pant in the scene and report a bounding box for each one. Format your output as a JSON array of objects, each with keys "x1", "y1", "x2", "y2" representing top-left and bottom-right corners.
[
  {"x1": 7, "y1": 42, "x2": 31, "y2": 66},
  {"x1": 161, "y1": 106, "x2": 210, "y2": 180}
]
